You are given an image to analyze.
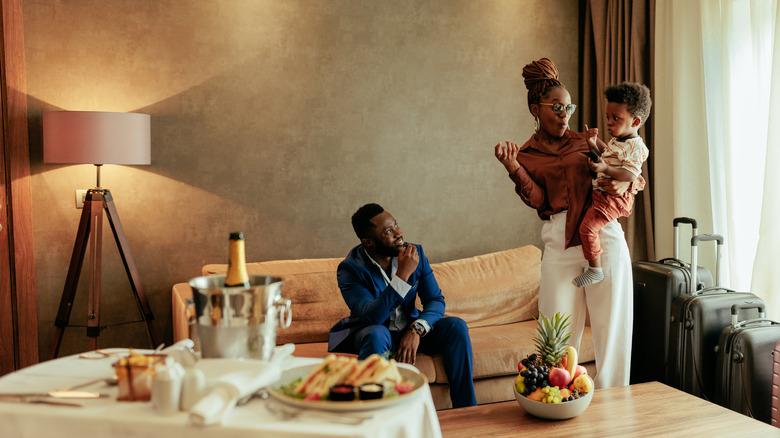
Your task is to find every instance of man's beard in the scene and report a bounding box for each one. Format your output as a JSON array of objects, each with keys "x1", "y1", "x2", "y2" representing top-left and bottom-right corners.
[{"x1": 375, "y1": 243, "x2": 401, "y2": 258}]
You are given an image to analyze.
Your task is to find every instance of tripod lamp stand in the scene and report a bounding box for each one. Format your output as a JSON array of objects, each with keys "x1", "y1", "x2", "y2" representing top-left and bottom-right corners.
[{"x1": 43, "y1": 111, "x2": 160, "y2": 358}]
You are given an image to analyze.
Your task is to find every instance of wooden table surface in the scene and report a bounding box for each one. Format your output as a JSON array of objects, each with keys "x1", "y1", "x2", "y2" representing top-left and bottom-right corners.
[{"x1": 437, "y1": 381, "x2": 780, "y2": 437}]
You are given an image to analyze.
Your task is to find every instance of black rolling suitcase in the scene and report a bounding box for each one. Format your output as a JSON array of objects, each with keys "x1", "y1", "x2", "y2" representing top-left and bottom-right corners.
[
  {"x1": 667, "y1": 233, "x2": 764, "y2": 401},
  {"x1": 630, "y1": 217, "x2": 713, "y2": 384},
  {"x1": 714, "y1": 303, "x2": 780, "y2": 423}
]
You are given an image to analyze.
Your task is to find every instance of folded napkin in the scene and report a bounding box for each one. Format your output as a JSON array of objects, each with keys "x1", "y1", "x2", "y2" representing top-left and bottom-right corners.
[
  {"x1": 161, "y1": 339, "x2": 198, "y2": 368},
  {"x1": 188, "y1": 344, "x2": 294, "y2": 427}
]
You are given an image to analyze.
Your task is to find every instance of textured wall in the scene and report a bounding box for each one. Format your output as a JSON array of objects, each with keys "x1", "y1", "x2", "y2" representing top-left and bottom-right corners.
[{"x1": 24, "y1": 0, "x2": 579, "y2": 358}]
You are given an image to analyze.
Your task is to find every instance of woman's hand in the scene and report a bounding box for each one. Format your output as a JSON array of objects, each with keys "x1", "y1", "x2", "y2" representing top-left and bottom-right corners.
[
  {"x1": 599, "y1": 174, "x2": 646, "y2": 195},
  {"x1": 599, "y1": 178, "x2": 631, "y2": 195},
  {"x1": 494, "y1": 141, "x2": 520, "y2": 174}
]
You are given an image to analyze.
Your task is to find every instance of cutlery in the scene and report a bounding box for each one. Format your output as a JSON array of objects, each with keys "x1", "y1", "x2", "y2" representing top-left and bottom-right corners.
[
  {"x1": 57, "y1": 375, "x2": 119, "y2": 392},
  {"x1": 265, "y1": 401, "x2": 373, "y2": 425},
  {"x1": 0, "y1": 395, "x2": 83, "y2": 407},
  {"x1": 0, "y1": 390, "x2": 107, "y2": 399}
]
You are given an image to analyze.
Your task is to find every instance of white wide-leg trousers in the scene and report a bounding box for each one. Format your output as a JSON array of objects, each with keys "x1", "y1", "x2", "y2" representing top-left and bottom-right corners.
[{"x1": 538, "y1": 211, "x2": 633, "y2": 389}]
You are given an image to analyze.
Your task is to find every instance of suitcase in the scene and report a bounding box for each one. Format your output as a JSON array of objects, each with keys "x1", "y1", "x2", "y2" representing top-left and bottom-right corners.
[
  {"x1": 714, "y1": 303, "x2": 780, "y2": 423},
  {"x1": 667, "y1": 233, "x2": 764, "y2": 400},
  {"x1": 772, "y1": 340, "x2": 780, "y2": 427},
  {"x1": 630, "y1": 217, "x2": 713, "y2": 384}
]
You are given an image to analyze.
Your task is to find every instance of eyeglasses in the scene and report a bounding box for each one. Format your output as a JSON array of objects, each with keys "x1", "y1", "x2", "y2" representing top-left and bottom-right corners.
[{"x1": 539, "y1": 102, "x2": 577, "y2": 116}]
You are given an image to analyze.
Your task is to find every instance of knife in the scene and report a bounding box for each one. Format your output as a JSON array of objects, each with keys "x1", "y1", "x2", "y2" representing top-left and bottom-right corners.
[
  {"x1": 0, "y1": 390, "x2": 107, "y2": 399},
  {"x1": 0, "y1": 395, "x2": 83, "y2": 407}
]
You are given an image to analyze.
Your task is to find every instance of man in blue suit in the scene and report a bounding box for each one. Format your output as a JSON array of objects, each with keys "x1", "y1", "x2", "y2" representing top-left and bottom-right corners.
[{"x1": 328, "y1": 203, "x2": 477, "y2": 408}]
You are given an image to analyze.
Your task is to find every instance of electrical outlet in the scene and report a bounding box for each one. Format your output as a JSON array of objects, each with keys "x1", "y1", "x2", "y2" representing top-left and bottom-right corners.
[{"x1": 75, "y1": 189, "x2": 88, "y2": 209}]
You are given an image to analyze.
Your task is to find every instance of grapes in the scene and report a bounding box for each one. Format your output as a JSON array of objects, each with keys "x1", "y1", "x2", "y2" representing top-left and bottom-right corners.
[{"x1": 541, "y1": 386, "x2": 562, "y2": 404}]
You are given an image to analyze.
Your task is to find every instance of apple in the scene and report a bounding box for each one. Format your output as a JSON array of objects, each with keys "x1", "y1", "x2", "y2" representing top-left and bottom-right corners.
[
  {"x1": 571, "y1": 365, "x2": 587, "y2": 383},
  {"x1": 518, "y1": 361, "x2": 526, "y2": 373},
  {"x1": 548, "y1": 367, "x2": 571, "y2": 389}
]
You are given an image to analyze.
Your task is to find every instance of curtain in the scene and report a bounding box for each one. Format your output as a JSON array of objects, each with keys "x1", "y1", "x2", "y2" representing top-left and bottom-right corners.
[
  {"x1": 657, "y1": 0, "x2": 780, "y2": 317},
  {"x1": 581, "y1": 0, "x2": 656, "y2": 261},
  {"x1": 700, "y1": 0, "x2": 779, "y2": 314}
]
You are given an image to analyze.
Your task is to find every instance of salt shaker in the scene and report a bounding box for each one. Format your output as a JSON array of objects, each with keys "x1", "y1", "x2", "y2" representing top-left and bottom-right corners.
[
  {"x1": 152, "y1": 357, "x2": 184, "y2": 415},
  {"x1": 180, "y1": 365, "x2": 206, "y2": 411}
]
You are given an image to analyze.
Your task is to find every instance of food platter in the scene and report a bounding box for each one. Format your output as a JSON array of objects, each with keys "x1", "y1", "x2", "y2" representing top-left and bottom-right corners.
[{"x1": 267, "y1": 362, "x2": 427, "y2": 412}]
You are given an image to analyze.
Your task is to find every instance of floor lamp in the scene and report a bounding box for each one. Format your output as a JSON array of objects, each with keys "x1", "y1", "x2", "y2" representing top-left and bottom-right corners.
[{"x1": 43, "y1": 111, "x2": 160, "y2": 358}]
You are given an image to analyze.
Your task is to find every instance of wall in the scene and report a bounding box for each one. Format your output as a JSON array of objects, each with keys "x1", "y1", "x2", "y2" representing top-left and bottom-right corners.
[{"x1": 23, "y1": 0, "x2": 579, "y2": 358}]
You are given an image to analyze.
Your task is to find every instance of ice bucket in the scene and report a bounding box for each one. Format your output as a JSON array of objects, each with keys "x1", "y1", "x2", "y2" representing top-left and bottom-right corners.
[{"x1": 189, "y1": 274, "x2": 292, "y2": 361}]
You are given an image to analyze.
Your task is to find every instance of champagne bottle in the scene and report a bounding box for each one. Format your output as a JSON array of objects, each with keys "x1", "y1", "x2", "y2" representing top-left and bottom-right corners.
[{"x1": 225, "y1": 232, "x2": 250, "y2": 288}]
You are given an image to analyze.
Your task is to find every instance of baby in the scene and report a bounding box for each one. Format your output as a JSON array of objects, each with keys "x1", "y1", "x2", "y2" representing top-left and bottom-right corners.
[{"x1": 573, "y1": 82, "x2": 651, "y2": 287}]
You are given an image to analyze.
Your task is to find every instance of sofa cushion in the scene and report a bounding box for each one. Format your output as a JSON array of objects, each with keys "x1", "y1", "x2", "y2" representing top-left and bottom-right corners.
[
  {"x1": 431, "y1": 246, "x2": 540, "y2": 328},
  {"x1": 274, "y1": 270, "x2": 348, "y2": 344}
]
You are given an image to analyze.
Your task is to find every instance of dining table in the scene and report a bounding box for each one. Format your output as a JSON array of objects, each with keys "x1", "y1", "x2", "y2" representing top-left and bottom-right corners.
[{"x1": 0, "y1": 348, "x2": 443, "y2": 438}]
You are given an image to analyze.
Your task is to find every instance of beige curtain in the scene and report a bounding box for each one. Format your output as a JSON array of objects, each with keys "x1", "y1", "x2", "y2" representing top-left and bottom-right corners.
[{"x1": 580, "y1": 0, "x2": 656, "y2": 261}]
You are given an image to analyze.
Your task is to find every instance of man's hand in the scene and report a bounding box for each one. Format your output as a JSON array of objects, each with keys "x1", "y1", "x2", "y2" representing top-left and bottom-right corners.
[
  {"x1": 396, "y1": 330, "x2": 421, "y2": 365},
  {"x1": 396, "y1": 243, "x2": 419, "y2": 282}
]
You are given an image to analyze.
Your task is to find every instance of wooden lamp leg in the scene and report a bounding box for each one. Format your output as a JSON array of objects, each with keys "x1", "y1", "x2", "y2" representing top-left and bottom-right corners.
[{"x1": 50, "y1": 189, "x2": 159, "y2": 359}]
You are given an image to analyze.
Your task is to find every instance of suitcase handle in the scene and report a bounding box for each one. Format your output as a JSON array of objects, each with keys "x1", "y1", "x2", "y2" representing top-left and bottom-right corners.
[
  {"x1": 658, "y1": 257, "x2": 686, "y2": 268},
  {"x1": 730, "y1": 302, "x2": 767, "y2": 327},
  {"x1": 734, "y1": 318, "x2": 779, "y2": 329},
  {"x1": 673, "y1": 217, "x2": 698, "y2": 260},
  {"x1": 697, "y1": 286, "x2": 735, "y2": 296},
  {"x1": 690, "y1": 233, "x2": 723, "y2": 295}
]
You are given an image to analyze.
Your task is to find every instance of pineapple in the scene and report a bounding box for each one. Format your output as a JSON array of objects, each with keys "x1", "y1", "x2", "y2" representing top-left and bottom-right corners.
[{"x1": 533, "y1": 311, "x2": 572, "y2": 367}]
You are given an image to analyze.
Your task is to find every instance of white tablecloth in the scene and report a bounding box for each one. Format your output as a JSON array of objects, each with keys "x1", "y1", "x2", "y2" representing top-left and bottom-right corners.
[{"x1": 0, "y1": 349, "x2": 442, "y2": 438}]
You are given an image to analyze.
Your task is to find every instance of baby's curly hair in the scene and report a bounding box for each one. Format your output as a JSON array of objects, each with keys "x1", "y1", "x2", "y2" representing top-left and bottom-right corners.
[{"x1": 605, "y1": 82, "x2": 652, "y2": 125}]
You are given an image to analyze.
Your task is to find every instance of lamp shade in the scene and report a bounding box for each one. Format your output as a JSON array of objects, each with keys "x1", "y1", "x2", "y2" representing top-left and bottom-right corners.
[{"x1": 43, "y1": 111, "x2": 151, "y2": 165}]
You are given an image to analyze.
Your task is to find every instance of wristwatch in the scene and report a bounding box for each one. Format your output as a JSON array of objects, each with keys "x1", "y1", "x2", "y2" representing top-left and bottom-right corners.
[{"x1": 410, "y1": 321, "x2": 426, "y2": 337}]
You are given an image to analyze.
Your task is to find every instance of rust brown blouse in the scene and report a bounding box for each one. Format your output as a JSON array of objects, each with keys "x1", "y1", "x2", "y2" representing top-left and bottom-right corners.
[{"x1": 509, "y1": 129, "x2": 605, "y2": 249}]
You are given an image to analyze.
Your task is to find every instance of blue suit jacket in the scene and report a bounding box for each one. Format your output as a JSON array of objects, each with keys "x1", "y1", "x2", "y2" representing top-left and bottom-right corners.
[{"x1": 327, "y1": 243, "x2": 446, "y2": 353}]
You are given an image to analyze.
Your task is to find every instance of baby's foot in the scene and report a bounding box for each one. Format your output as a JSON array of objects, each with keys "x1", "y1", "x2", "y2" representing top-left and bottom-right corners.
[{"x1": 572, "y1": 267, "x2": 604, "y2": 287}]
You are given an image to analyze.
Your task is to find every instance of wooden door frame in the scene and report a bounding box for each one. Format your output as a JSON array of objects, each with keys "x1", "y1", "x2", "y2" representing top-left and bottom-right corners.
[{"x1": 1, "y1": 0, "x2": 39, "y2": 374}]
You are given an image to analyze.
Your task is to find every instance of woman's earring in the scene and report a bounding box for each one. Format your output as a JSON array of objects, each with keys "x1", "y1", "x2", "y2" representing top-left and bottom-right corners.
[{"x1": 533, "y1": 117, "x2": 539, "y2": 133}]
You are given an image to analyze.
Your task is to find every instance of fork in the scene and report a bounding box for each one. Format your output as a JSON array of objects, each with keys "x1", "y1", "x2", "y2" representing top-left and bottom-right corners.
[{"x1": 265, "y1": 401, "x2": 373, "y2": 425}]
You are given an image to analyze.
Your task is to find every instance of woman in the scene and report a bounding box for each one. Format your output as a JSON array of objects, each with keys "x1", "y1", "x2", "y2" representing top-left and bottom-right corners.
[{"x1": 494, "y1": 58, "x2": 643, "y2": 388}]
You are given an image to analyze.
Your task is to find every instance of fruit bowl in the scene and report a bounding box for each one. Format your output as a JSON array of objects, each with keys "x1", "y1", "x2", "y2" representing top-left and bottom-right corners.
[{"x1": 513, "y1": 375, "x2": 594, "y2": 420}]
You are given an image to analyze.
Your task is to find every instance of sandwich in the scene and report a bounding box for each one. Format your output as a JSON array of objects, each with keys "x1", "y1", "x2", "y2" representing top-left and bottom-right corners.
[
  {"x1": 343, "y1": 353, "x2": 402, "y2": 387},
  {"x1": 292, "y1": 353, "x2": 403, "y2": 399},
  {"x1": 293, "y1": 355, "x2": 358, "y2": 398}
]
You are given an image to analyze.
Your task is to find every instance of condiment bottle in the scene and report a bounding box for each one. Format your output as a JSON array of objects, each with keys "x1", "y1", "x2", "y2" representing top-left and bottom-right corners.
[
  {"x1": 225, "y1": 232, "x2": 250, "y2": 288},
  {"x1": 180, "y1": 365, "x2": 206, "y2": 411},
  {"x1": 152, "y1": 357, "x2": 184, "y2": 415}
]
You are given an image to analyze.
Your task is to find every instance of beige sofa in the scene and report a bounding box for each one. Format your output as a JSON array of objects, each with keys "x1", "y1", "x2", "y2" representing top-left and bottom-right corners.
[{"x1": 171, "y1": 245, "x2": 595, "y2": 410}]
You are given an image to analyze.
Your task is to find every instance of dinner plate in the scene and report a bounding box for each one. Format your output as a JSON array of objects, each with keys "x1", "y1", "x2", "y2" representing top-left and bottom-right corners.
[{"x1": 267, "y1": 362, "x2": 427, "y2": 412}]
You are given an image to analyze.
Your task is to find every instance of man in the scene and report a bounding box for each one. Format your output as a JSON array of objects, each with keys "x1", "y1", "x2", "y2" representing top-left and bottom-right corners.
[{"x1": 328, "y1": 203, "x2": 477, "y2": 408}]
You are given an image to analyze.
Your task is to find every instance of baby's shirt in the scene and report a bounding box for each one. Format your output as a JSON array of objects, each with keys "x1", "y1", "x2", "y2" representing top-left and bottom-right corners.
[{"x1": 593, "y1": 136, "x2": 649, "y2": 190}]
